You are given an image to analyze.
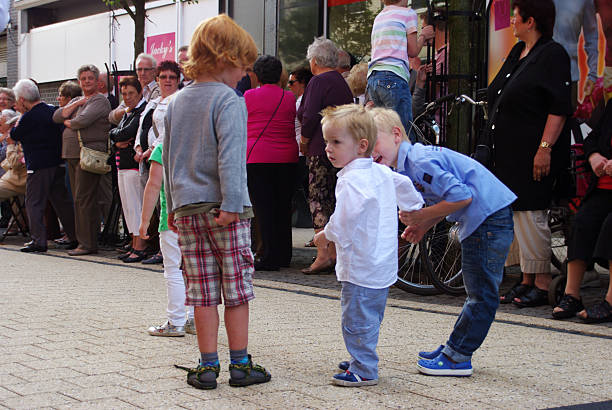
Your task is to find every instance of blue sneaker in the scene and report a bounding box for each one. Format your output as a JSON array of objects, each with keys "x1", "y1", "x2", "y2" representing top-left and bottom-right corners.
[
  {"x1": 417, "y1": 353, "x2": 473, "y2": 376},
  {"x1": 332, "y1": 371, "x2": 378, "y2": 387},
  {"x1": 418, "y1": 344, "x2": 444, "y2": 360}
]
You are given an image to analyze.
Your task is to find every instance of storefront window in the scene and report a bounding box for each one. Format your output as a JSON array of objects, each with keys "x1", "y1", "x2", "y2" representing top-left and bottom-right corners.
[
  {"x1": 278, "y1": 0, "x2": 322, "y2": 71},
  {"x1": 327, "y1": 0, "x2": 383, "y2": 62},
  {"x1": 231, "y1": 0, "x2": 266, "y2": 53}
]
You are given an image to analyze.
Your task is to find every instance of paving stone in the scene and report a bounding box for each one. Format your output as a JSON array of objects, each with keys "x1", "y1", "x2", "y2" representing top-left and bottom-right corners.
[
  {"x1": 54, "y1": 398, "x2": 139, "y2": 409},
  {"x1": 1, "y1": 392, "x2": 77, "y2": 409}
]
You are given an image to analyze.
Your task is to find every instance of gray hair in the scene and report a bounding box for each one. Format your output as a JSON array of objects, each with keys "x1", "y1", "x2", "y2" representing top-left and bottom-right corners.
[
  {"x1": 0, "y1": 87, "x2": 16, "y2": 103},
  {"x1": 77, "y1": 64, "x2": 100, "y2": 80},
  {"x1": 13, "y1": 79, "x2": 40, "y2": 103},
  {"x1": 306, "y1": 37, "x2": 338, "y2": 69},
  {"x1": 1, "y1": 109, "x2": 19, "y2": 122},
  {"x1": 136, "y1": 53, "x2": 157, "y2": 69},
  {"x1": 337, "y1": 49, "x2": 351, "y2": 69}
]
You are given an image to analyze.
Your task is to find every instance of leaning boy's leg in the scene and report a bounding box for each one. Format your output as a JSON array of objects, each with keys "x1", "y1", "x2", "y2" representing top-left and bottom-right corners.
[
  {"x1": 341, "y1": 281, "x2": 389, "y2": 380},
  {"x1": 443, "y1": 206, "x2": 514, "y2": 362}
]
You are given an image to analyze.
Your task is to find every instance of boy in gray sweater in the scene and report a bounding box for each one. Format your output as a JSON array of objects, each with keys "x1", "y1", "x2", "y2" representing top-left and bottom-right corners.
[{"x1": 163, "y1": 15, "x2": 271, "y2": 390}]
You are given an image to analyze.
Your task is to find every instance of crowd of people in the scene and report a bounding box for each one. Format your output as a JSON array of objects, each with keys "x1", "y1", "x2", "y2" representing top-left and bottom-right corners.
[{"x1": 0, "y1": 0, "x2": 610, "y2": 391}]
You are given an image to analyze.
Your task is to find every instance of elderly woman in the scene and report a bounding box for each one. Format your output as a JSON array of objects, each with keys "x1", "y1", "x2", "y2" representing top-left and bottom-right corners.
[
  {"x1": 244, "y1": 55, "x2": 298, "y2": 271},
  {"x1": 0, "y1": 110, "x2": 26, "y2": 213},
  {"x1": 552, "y1": 102, "x2": 612, "y2": 323},
  {"x1": 0, "y1": 88, "x2": 16, "y2": 227},
  {"x1": 297, "y1": 37, "x2": 354, "y2": 274},
  {"x1": 110, "y1": 77, "x2": 148, "y2": 263},
  {"x1": 53, "y1": 64, "x2": 112, "y2": 256},
  {"x1": 488, "y1": 0, "x2": 572, "y2": 307}
]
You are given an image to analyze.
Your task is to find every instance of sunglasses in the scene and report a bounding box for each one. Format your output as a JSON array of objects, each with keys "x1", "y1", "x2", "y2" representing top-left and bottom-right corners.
[
  {"x1": 288, "y1": 80, "x2": 297, "y2": 85},
  {"x1": 158, "y1": 75, "x2": 178, "y2": 80}
]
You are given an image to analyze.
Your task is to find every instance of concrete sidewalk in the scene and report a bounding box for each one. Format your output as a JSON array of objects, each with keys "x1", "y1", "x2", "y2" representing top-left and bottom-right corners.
[{"x1": 0, "y1": 236, "x2": 611, "y2": 409}]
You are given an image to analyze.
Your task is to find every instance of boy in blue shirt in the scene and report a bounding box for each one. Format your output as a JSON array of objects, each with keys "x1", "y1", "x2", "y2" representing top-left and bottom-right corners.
[{"x1": 370, "y1": 107, "x2": 516, "y2": 376}]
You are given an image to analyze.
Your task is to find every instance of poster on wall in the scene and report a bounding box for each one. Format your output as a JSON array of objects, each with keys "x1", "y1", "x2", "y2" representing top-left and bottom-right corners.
[{"x1": 146, "y1": 32, "x2": 176, "y2": 63}]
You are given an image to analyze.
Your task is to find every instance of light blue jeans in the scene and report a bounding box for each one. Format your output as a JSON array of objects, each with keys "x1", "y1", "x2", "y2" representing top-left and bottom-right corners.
[
  {"x1": 366, "y1": 70, "x2": 413, "y2": 135},
  {"x1": 341, "y1": 282, "x2": 389, "y2": 380},
  {"x1": 442, "y1": 206, "x2": 514, "y2": 363}
]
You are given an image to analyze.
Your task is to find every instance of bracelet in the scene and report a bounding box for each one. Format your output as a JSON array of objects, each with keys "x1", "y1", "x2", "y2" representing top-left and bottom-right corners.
[{"x1": 539, "y1": 141, "x2": 553, "y2": 150}]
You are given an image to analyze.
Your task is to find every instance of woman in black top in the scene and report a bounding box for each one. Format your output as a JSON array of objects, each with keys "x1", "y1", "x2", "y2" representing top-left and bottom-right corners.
[
  {"x1": 110, "y1": 76, "x2": 147, "y2": 263},
  {"x1": 552, "y1": 103, "x2": 612, "y2": 323},
  {"x1": 489, "y1": 0, "x2": 572, "y2": 307}
]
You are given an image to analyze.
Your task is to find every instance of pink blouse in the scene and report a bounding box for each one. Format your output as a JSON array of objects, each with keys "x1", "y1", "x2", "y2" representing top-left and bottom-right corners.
[{"x1": 244, "y1": 84, "x2": 298, "y2": 164}]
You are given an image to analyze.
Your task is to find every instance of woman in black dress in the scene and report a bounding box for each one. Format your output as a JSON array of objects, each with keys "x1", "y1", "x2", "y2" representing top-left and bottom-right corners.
[{"x1": 488, "y1": 0, "x2": 572, "y2": 307}]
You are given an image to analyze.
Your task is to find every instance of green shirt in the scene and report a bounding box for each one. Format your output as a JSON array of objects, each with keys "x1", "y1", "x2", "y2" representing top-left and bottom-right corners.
[{"x1": 149, "y1": 144, "x2": 168, "y2": 232}]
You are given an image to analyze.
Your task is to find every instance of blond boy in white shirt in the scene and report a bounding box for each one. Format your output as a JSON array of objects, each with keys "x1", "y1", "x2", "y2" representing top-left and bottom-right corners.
[{"x1": 314, "y1": 104, "x2": 424, "y2": 387}]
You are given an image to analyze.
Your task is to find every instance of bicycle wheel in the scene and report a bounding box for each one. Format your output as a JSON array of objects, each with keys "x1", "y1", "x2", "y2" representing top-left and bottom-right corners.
[
  {"x1": 421, "y1": 220, "x2": 465, "y2": 295},
  {"x1": 395, "y1": 233, "x2": 440, "y2": 295},
  {"x1": 548, "y1": 207, "x2": 571, "y2": 273}
]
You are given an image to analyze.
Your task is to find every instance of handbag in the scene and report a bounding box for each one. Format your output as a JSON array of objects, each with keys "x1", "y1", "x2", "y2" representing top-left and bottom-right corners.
[
  {"x1": 78, "y1": 130, "x2": 111, "y2": 175},
  {"x1": 472, "y1": 41, "x2": 554, "y2": 168}
]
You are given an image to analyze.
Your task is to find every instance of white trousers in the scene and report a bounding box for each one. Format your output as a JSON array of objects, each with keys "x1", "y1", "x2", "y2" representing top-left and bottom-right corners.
[
  {"x1": 505, "y1": 210, "x2": 551, "y2": 274},
  {"x1": 117, "y1": 169, "x2": 144, "y2": 235},
  {"x1": 160, "y1": 230, "x2": 194, "y2": 325}
]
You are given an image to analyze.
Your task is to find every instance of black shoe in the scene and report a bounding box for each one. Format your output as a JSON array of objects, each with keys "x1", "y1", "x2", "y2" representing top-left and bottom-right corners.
[
  {"x1": 228, "y1": 355, "x2": 271, "y2": 387},
  {"x1": 123, "y1": 249, "x2": 147, "y2": 263},
  {"x1": 500, "y1": 283, "x2": 532, "y2": 304},
  {"x1": 512, "y1": 287, "x2": 548, "y2": 308},
  {"x1": 20, "y1": 243, "x2": 47, "y2": 253},
  {"x1": 59, "y1": 240, "x2": 79, "y2": 250},
  {"x1": 142, "y1": 253, "x2": 163, "y2": 265}
]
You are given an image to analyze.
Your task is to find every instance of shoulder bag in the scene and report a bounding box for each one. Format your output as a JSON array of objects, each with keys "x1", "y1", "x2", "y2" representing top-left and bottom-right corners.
[{"x1": 78, "y1": 130, "x2": 111, "y2": 175}]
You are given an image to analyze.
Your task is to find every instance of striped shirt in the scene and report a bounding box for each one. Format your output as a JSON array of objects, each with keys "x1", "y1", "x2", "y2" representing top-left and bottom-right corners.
[{"x1": 368, "y1": 5, "x2": 418, "y2": 82}]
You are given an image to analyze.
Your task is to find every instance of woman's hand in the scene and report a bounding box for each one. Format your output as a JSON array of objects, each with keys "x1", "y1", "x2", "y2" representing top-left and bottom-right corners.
[
  {"x1": 604, "y1": 159, "x2": 612, "y2": 176},
  {"x1": 64, "y1": 120, "x2": 72, "y2": 129},
  {"x1": 299, "y1": 137, "x2": 309, "y2": 156},
  {"x1": 141, "y1": 148, "x2": 152, "y2": 161},
  {"x1": 589, "y1": 153, "x2": 608, "y2": 177},
  {"x1": 115, "y1": 141, "x2": 130, "y2": 149},
  {"x1": 138, "y1": 219, "x2": 150, "y2": 240},
  {"x1": 533, "y1": 148, "x2": 551, "y2": 181}
]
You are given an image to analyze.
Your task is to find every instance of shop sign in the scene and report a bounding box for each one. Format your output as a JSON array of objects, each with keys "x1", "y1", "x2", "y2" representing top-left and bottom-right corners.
[{"x1": 146, "y1": 32, "x2": 176, "y2": 62}]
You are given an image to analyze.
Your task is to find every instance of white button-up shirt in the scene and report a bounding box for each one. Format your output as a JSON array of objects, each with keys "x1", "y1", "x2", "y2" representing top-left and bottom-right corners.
[{"x1": 324, "y1": 157, "x2": 424, "y2": 289}]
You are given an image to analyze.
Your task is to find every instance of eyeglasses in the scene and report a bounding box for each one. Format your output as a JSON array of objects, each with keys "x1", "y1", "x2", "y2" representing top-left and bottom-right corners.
[
  {"x1": 136, "y1": 67, "x2": 154, "y2": 72},
  {"x1": 158, "y1": 75, "x2": 178, "y2": 80}
]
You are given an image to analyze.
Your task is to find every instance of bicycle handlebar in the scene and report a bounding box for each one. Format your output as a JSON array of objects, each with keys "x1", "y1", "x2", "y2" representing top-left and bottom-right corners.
[{"x1": 457, "y1": 94, "x2": 486, "y2": 107}]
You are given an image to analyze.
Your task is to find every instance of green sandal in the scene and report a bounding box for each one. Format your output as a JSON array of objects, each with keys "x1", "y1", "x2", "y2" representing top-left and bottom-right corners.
[
  {"x1": 175, "y1": 363, "x2": 220, "y2": 390},
  {"x1": 228, "y1": 355, "x2": 271, "y2": 387}
]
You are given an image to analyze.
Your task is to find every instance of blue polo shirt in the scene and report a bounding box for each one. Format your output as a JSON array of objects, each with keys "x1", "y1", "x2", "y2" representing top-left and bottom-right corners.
[{"x1": 397, "y1": 141, "x2": 516, "y2": 241}]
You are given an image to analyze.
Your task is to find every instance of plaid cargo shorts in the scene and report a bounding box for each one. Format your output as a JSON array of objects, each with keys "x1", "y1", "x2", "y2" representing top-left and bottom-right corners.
[{"x1": 175, "y1": 212, "x2": 255, "y2": 307}]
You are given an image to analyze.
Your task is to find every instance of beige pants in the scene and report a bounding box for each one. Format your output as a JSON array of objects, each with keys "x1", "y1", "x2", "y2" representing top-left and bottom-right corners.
[{"x1": 505, "y1": 210, "x2": 551, "y2": 273}]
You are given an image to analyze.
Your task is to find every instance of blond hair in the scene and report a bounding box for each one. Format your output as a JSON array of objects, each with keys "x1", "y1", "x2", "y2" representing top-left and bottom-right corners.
[
  {"x1": 321, "y1": 104, "x2": 377, "y2": 156},
  {"x1": 184, "y1": 14, "x2": 258, "y2": 80},
  {"x1": 346, "y1": 63, "x2": 368, "y2": 97},
  {"x1": 369, "y1": 107, "x2": 410, "y2": 142}
]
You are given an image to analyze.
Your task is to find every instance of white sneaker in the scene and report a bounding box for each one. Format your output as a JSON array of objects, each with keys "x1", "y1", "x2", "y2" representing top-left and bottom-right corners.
[
  {"x1": 147, "y1": 321, "x2": 185, "y2": 337},
  {"x1": 184, "y1": 318, "x2": 197, "y2": 335}
]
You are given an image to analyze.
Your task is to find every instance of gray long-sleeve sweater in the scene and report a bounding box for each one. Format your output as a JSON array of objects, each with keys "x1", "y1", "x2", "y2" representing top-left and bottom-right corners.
[{"x1": 162, "y1": 82, "x2": 251, "y2": 214}]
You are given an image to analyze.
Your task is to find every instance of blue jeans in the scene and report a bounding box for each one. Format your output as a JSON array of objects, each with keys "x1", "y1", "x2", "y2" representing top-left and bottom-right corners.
[
  {"x1": 442, "y1": 206, "x2": 514, "y2": 363},
  {"x1": 367, "y1": 70, "x2": 413, "y2": 136},
  {"x1": 341, "y1": 282, "x2": 389, "y2": 380}
]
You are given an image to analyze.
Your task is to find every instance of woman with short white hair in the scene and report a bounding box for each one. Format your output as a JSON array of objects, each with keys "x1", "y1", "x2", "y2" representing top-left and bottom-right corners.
[{"x1": 297, "y1": 37, "x2": 354, "y2": 274}]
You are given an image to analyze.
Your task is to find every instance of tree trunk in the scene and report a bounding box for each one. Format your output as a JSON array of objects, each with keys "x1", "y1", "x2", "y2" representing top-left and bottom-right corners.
[
  {"x1": 133, "y1": 0, "x2": 146, "y2": 63},
  {"x1": 446, "y1": 0, "x2": 473, "y2": 154}
]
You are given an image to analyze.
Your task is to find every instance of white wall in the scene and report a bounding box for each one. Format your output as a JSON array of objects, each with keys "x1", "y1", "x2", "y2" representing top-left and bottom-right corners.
[{"x1": 18, "y1": 0, "x2": 218, "y2": 82}]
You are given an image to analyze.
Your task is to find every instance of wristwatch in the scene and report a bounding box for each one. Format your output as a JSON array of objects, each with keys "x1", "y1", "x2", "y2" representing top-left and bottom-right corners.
[{"x1": 539, "y1": 141, "x2": 553, "y2": 149}]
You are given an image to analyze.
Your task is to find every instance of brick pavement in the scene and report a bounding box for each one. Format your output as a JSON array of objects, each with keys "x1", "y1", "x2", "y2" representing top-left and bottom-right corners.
[{"x1": 0, "y1": 234, "x2": 611, "y2": 409}]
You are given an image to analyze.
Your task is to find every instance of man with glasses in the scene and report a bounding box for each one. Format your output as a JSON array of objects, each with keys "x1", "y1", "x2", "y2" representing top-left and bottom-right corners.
[{"x1": 109, "y1": 54, "x2": 159, "y2": 124}]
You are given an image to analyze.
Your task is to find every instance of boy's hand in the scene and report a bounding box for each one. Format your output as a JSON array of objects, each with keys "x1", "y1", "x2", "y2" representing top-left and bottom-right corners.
[
  {"x1": 401, "y1": 225, "x2": 427, "y2": 244},
  {"x1": 168, "y1": 212, "x2": 178, "y2": 233},
  {"x1": 313, "y1": 231, "x2": 329, "y2": 248},
  {"x1": 214, "y1": 210, "x2": 238, "y2": 226},
  {"x1": 139, "y1": 220, "x2": 150, "y2": 240},
  {"x1": 399, "y1": 208, "x2": 424, "y2": 227},
  {"x1": 420, "y1": 25, "x2": 435, "y2": 42}
]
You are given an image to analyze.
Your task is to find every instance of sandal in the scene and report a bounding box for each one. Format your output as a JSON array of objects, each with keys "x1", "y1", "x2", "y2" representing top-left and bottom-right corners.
[
  {"x1": 579, "y1": 300, "x2": 612, "y2": 324},
  {"x1": 123, "y1": 249, "x2": 147, "y2": 263},
  {"x1": 500, "y1": 283, "x2": 532, "y2": 304},
  {"x1": 512, "y1": 287, "x2": 548, "y2": 308},
  {"x1": 301, "y1": 259, "x2": 335, "y2": 275},
  {"x1": 552, "y1": 294, "x2": 584, "y2": 320}
]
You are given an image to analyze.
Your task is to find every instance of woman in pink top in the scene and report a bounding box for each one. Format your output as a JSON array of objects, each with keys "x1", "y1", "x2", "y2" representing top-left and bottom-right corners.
[{"x1": 245, "y1": 55, "x2": 298, "y2": 271}]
